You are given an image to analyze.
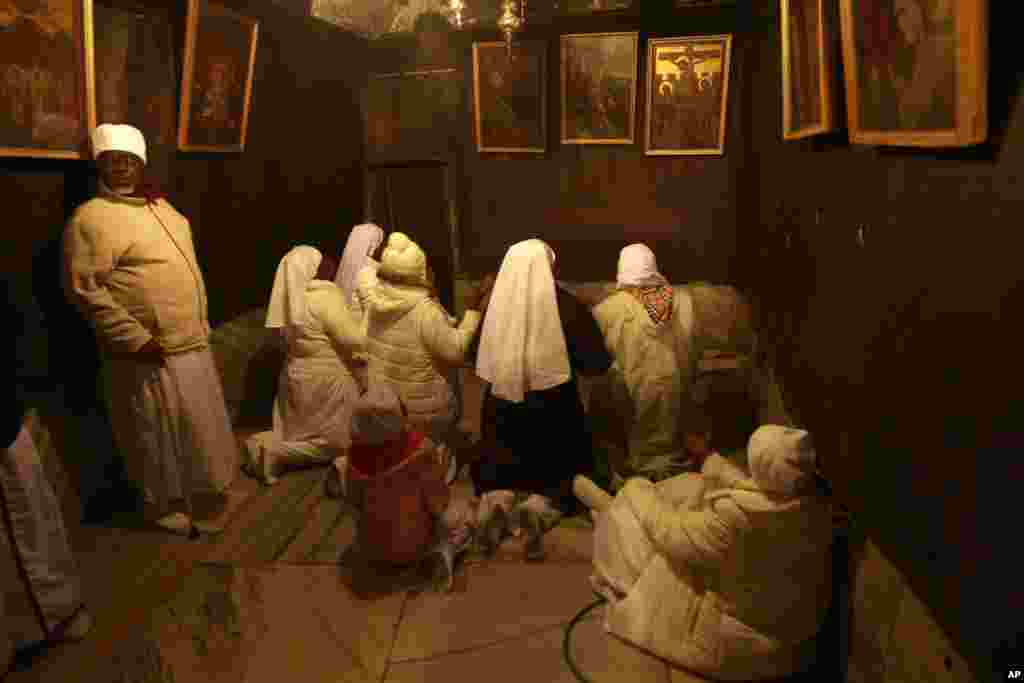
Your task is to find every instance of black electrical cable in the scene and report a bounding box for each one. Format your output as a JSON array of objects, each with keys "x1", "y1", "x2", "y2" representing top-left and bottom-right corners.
[{"x1": 563, "y1": 594, "x2": 608, "y2": 683}]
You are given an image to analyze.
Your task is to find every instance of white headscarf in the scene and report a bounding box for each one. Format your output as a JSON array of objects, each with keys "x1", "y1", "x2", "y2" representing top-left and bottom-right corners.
[
  {"x1": 747, "y1": 425, "x2": 818, "y2": 497},
  {"x1": 265, "y1": 246, "x2": 323, "y2": 329},
  {"x1": 476, "y1": 239, "x2": 571, "y2": 403},
  {"x1": 336, "y1": 223, "x2": 385, "y2": 301},
  {"x1": 616, "y1": 243, "x2": 668, "y2": 288}
]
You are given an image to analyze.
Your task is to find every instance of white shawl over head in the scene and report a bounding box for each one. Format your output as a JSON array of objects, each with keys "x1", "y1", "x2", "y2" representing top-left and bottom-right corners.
[
  {"x1": 616, "y1": 243, "x2": 668, "y2": 288},
  {"x1": 336, "y1": 223, "x2": 385, "y2": 302},
  {"x1": 476, "y1": 239, "x2": 571, "y2": 403},
  {"x1": 266, "y1": 245, "x2": 323, "y2": 329}
]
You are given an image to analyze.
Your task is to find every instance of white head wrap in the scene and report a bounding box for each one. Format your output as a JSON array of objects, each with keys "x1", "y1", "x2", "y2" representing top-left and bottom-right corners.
[
  {"x1": 91, "y1": 124, "x2": 147, "y2": 165},
  {"x1": 352, "y1": 382, "x2": 405, "y2": 445},
  {"x1": 747, "y1": 425, "x2": 818, "y2": 497},
  {"x1": 265, "y1": 246, "x2": 323, "y2": 329},
  {"x1": 616, "y1": 243, "x2": 668, "y2": 288},
  {"x1": 476, "y1": 239, "x2": 571, "y2": 403},
  {"x1": 336, "y1": 223, "x2": 385, "y2": 301},
  {"x1": 379, "y1": 232, "x2": 429, "y2": 287}
]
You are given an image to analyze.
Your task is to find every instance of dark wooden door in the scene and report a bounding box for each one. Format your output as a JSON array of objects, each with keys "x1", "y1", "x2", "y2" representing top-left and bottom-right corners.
[{"x1": 367, "y1": 162, "x2": 456, "y2": 312}]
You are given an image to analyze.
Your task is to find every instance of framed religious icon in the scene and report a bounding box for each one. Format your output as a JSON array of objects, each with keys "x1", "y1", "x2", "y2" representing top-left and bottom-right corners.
[
  {"x1": 0, "y1": 0, "x2": 96, "y2": 159},
  {"x1": 560, "y1": 32, "x2": 638, "y2": 145},
  {"x1": 644, "y1": 35, "x2": 732, "y2": 156},
  {"x1": 782, "y1": 0, "x2": 838, "y2": 140},
  {"x1": 473, "y1": 41, "x2": 546, "y2": 154},
  {"x1": 839, "y1": 0, "x2": 987, "y2": 147},
  {"x1": 560, "y1": 0, "x2": 631, "y2": 13},
  {"x1": 363, "y1": 69, "x2": 461, "y2": 163},
  {"x1": 93, "y1": 3, "x2": 177, "y2": 182},
  {"x1": 178, "y1": 0, "x2": 259, "y2": 153}
]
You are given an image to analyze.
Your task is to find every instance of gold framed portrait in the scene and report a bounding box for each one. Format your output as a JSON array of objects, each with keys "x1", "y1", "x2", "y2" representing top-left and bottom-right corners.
[
  {"x1": 644, "y1": 34, "x2": 732, "y2": 156},
  {"x1": 178, "y1": 0, "x2": 259, "y2": 153},
  {"x1": 839, "y1": 0, "x2": 987, "y2": 147},
  {"x1": 473, "y1": 41, "x2": 547, "y2": 154},
  {"x1": 0, "y1": 0, "x2": 96, "y2": 159},
  {"x1": 560, "y1": 32, "x2": 638, "y2": 146},
  {"x1": 782, "y1": 0, "x2": 838, "y2": 140}
]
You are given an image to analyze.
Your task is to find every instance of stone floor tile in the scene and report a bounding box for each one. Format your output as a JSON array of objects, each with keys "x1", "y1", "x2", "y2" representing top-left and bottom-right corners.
[{"x1": 390, "y1": 558, "x2": 596, "y2": 661}]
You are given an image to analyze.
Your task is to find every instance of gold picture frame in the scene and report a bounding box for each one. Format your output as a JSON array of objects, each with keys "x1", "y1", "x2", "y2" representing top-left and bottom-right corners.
[
  {"x1": 93, "y1": 2, "x2": 178, "y2": 181},
  {"x1": 560, "y1": 32, "x2": 638, "y2": 146},
  {"x1": 644, "y1": 34, "x2": 732, "y2": 156},
  {"x1": 178, "y1": 0, "x2": 259, "y2": 153},
  {"x1": 0, "y1": 0, "x2": 96, "y2": 159},
  {"x1": 839, "y1": 0, "x2": 987, "y2": 147},
  {"x1": 473, "y1": 41, "x2": 547, "y2": 154},
  {"x1": 782, "y1": 0, "x2": 837, "y2": 140}
]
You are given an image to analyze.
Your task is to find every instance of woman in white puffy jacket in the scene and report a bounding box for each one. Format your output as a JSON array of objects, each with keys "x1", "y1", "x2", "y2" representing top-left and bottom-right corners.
[
  {"x1": 359, "y1": 232, "x2": 487, "y2": 440},
  {"x1": 577, "y1": 425, "x2": 834, "y2": 681},
  {"x1": 243, "y1": 246, "x2": 366, "y2": 484}
]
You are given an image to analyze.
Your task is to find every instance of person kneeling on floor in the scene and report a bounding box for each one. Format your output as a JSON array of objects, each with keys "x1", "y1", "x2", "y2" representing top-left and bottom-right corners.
[{"x1": 328, "y1": 384, "x2": 473, "y2": 592}]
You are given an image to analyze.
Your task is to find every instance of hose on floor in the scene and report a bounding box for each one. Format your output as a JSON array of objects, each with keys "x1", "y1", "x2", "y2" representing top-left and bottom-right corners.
[{"x1": 563, "y1": 594, "x2": 608, "y2": 683}]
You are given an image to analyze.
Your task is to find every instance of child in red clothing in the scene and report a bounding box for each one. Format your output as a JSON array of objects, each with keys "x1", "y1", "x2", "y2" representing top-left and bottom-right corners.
[{"x1": 336, "y1": 384, "x2": 473, "y2": 590}]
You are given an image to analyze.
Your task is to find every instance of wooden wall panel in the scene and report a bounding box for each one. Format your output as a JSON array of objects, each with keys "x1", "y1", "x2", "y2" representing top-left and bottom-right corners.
[
  {"x1": 368, "y1": 5, "x2": 750, "y2": 283},
  {"x1": 741, "y1": 4, "x2": 1023, "y2": 680}
]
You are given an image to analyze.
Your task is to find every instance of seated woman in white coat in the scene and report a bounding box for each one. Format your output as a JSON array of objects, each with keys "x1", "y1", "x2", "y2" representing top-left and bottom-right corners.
[
  {"x1": 575, "y1": 425, "x2": 834, "y2": 681},
  {"x1": 243, "y1": 246, "x2": 366, "y2": 485},
  {"x1": 590, "y1": 244, "x2": 696, "y2": 484}
]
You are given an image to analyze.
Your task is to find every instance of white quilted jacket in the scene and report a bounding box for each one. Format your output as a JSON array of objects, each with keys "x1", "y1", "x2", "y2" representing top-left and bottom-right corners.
[
  {"x1": 361, "y1": 277, "x2": 480, "y2": 431},
  {"x1": 594, "y1": 427, "x2": 833, "y2": 681}
]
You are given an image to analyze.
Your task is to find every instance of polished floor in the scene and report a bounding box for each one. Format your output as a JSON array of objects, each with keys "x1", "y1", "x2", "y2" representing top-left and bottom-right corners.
[{"x1": 5, "y1": 465, "x2": 729, "y2": 683}]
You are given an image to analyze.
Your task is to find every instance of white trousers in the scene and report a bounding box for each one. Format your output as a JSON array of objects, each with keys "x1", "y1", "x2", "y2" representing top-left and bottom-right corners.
[
  {"x1": 243, "y1": 431, "x2": 336, "y2": 484},
  {"x1": 103, "y1": 348, "x2": 239, "y2": 513},
  {"x1": 1, "y1": 425, "x2": 83, "y2": 650}
]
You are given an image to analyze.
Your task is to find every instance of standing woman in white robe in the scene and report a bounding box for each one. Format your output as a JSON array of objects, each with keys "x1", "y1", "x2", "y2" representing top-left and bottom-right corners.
[
  {"x1": 2, "y1": 275, "x2": 91, "y2": 676},
  {"x1": 590, "y1": 244, "x2": 696, "y2": 483},
  {"x1": 63, "y1": 125, "x2": 238, "y2": 536},
  {"x1": 243, "y1": 246, "x2": 365, "y2": 485}
]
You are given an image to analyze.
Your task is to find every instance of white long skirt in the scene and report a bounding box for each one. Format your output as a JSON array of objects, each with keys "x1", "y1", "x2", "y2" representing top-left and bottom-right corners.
[
  {"x1": 1, "y1": 425, "x2": 83, "y2": 647},
  {"x1": 103, "y1": 348, "x2": 239, "y2": 513}
]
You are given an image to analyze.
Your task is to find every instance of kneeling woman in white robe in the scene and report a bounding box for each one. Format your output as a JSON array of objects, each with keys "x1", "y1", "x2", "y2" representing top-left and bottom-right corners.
[
  {"x1": 243, "y1": 246, "x2": 365, "y2": 485},
  {"x1": 590, "y1": 244, "x2": 696, "y2": 483},
  {"x1": 578, "y1": 426, "x2": 833, "y2": 681}
]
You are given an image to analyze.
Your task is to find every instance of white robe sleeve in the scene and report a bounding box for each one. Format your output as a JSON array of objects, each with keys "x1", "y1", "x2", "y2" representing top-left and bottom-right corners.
[
  {"x1": 63, "y1": 212, "x2": 154, "y2": 354},
  {"x1": 418, "y1": 302, "x2": 480, "y2": 365},
  {"x1": 622, "y1": 477, "x2": 736, "y2": 571},
  {"x1": 307, "y1": 283, "x2": 365, "y2": 353}
]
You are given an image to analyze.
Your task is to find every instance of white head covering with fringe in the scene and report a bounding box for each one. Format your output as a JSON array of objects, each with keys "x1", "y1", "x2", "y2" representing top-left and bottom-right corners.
[{"x1": 616, "y1": 243, "x2": 668, "y2": 288}]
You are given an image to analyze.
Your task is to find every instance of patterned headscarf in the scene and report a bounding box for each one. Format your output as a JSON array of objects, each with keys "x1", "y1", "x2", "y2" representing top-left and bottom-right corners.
[{"x1": 616, "y1": 244, "x2": 673, "y2": 326}]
